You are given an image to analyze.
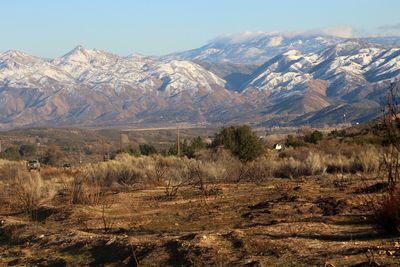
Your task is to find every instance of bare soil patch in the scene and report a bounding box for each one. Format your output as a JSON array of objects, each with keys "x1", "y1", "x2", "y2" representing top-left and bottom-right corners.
[{"x1": 1, "y1": 174, "x2": 400, "y2": 266}]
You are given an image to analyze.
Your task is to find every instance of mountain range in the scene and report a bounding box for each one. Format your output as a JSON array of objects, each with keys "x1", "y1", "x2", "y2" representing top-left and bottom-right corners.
[{"x1": 1, "y1": 33, "x2": 400, "y2": 129}]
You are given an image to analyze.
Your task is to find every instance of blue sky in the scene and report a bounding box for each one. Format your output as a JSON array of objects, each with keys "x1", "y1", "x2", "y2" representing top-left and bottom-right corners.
[{"x1": 1, "y1": 0, "x2": 400, "y2": 58}]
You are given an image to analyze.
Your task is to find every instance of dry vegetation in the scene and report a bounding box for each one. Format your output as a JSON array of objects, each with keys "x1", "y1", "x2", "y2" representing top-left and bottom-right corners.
[{"x1": 1, "y1": 133, "x2": 400, "y2": 266}]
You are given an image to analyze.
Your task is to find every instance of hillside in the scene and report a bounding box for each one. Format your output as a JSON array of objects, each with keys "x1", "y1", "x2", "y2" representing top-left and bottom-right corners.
[{"x1": 1, "y1": 36, "x2": 400, "y2": 128}]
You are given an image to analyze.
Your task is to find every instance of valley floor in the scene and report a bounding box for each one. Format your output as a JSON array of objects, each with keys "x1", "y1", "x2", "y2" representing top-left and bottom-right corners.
[{"x1": 0, "y1": 174, "x2": 399, "y2": 266}]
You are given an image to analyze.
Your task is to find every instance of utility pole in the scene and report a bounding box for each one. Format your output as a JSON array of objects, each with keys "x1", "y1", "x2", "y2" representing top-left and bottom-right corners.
[
  {"x1": 120, "y1": 132, "x2": 122, "y2": 152},
  {"x1": 120, "y1": 132, "x2": 129, "y2": 152},
  {"x1": 177, "y1": 126, "x2": 180, "y2": 156},
  {"x1": 101, "y1": 140, "x2": 106, "y2": 162},
  {"x1": 78, "y1": 147, "x2": 82, "y2": 164}
]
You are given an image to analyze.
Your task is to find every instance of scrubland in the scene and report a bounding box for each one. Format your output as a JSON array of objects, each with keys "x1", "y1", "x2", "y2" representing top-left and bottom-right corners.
[{"x1": 0, "y1": 132, "x2": 399, "y2": 266}]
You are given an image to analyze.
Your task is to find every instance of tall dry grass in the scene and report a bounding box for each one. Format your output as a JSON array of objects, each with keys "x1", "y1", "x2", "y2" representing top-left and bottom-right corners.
[
  {"x1": 60, "y1": 153, "x2": 195, "y2": 202},
  {"x1": 70, "y1": 145, "x2": 382, "y2": 192},
  {"x1": 276, "y1": 145, "x2": 381, "y2": 178},
  {"x1": 0, "y1": 161, "x2": 56, "y2": 215},
  {"x1": 355, "y1": 145, "x2": 380, "y2": 172},
  {"x1": 0, "y1": 143, "x2": 383, "y2": 208},
  {"x1": 304, "y1": 152, "x2": 326, "y2": 175}
]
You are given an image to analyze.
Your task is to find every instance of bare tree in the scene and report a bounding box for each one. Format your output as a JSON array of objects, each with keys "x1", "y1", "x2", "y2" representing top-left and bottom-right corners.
[
  {"x1": 375, "y1": 81, "x2": 400, "y2": 233},
  {"x1": 101, "y1": 197, "x2": 115, "y2": 233},
  {"x1": 382, "y1": 81, "x2": 400, "y2": 192}
]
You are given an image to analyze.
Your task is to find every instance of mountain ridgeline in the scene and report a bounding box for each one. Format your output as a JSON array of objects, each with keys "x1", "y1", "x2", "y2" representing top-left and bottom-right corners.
[{"x1": 1, "y1": 33, "x2": 400, "y2": 129}]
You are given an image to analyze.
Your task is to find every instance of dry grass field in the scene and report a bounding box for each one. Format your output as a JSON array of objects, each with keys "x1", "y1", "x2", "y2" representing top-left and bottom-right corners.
[{"x1": 0, "y1": 136, "x2": 399, "y2": 266}]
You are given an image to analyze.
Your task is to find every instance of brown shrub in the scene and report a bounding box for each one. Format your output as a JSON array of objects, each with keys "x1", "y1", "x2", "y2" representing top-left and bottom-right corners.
[
  {"x1": 70, "y1": 175, "x2": 102, "y2": 205},
  {"x1": 325, "y1": 153, "x2": 352, "y2": 173},
  {"x1": 317, "y1": 139, "x2": 343, "y2": 156},
  {"x1": 355, "y1": 146, "x2": 380, "y2": 172},
  {"x1": 370, "y1": 83, "x2": 400, "y2": 234},
  {"x1": 335, "y1": 143, "x2": 364, "y2": 158},
  {"x1": 273, "y1": 152, "x2": 326, "y2": 178},
  {"x1": 273, "y1": 157, "x2": 307, "y2": 179},
  {"x1": 195, "y1": 148, "x2": 243, "y2": 183},
  {"x1": 280, "y1": 147, "x2": 312, "y2": 161},
  {"x1": 161, "y1": 158, "x2": 191, "y2": 198},
  {"x1": 0, "y1": 161, "x2": 25, "y2": 181},
  {"x1": 375, "y1": 190, "x2": 400, "y2": 234},
  {"x1": 232, "y1": 153, "x2": 278, "y2": 182},
  {"x1": 152, "y1": 155, "x2": 172, "y2": 183},
  {"x1": 3, "y1": 164, "x2": 56, "y2": 216},
  {"x1": 56, "y1": 166, "x2": 102, "y2": 205},
  {"x1": 164, "y1": 176, "x2": 183, "y2": 198},
  {"x1": 80, "y1": 154, "x2": 150, "y2": 191},
  {"x1": 304, "y1": 152, "x2": 326, "y2": 175}
]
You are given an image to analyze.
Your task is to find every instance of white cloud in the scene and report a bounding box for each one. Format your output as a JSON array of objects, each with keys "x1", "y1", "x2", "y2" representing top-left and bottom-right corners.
[
  {"x1": 315, "y1": 26, "x2": 354, "y2": 38},
  {"x1": 378, "y1": 23, "x2": 400, "y2": 31},
  {"x1": 211, "y1": 26, "x2": 354, "y2": 45},
  {"x1": 211, "y1": 32, "x2": 274, "y2": 44},
  {"x1": 283, "y1": 26, "x2": 354, "y2": 38},
  {"x1": 376, "y1": 23, "x2": 400, "y2": 36}
]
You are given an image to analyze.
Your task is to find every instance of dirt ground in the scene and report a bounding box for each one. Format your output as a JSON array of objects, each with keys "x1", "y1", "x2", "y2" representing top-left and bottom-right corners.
[{"x1": 1, "y1": 173, "x2": 399, "y2": 266}]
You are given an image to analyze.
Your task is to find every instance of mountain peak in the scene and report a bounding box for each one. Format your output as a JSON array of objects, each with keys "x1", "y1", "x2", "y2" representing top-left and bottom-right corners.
[
  {"x1": 321, "y1": 39, "x2": 384, "y2": 58},
  {"x1": 0, "y1": 50, "x2": 42, "y2": 66},
  {"x1": 125, "y1": 52, "x2": 150, "y2": 61},
  {"x1": 1, "y1": 35, "x2": 400, "y2": 128},
  {"x1": 65, "y1": 45, "x2": 91, "y2": 55},
  {"x1": 1, "y1": 49, "x2": 34, "y2": 59},
  {"x1": 210, "y1": 32, "x2": 274, "y2": 45},
  {"x1": 74, "y1": 44, "x2": 85, "y2": 50},
  {"x1": 57, "y1": 45, "x2": 92, "y2": 63},
  {"x1": 70, "y1": 45, "x2": 88, "y2": 54},
  {"x1": 335, "y1": 38, "x2": 385, "y2": 50},
  {"x1": 55, "y1": 45, "x2": 120, "y2": 66},
  {"x1": 170, "y1": 32, "x2": 344, "y2": 64}
]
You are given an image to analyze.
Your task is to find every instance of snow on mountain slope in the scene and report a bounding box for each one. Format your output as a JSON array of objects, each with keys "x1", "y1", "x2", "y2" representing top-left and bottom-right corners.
[
  {"x1": 236, "y1": 39, "x2": 400, "y2": 122},
  {"x1": 0, "y1": 46, "x2": 227, "y2": 96},
  {"x1": 168, "y1": 33, "x2": 344, "y2": 64},
  {"x1": 151, "y1": 60, "x2": 226, "y2": 96},
  {"x1": 363, "y1": 48, "x2": 400, "y2": 82},
  {"x1": 243, "y1": 40, "x2": 400, "y2": 98},
  {"x1": 50, "y1": 46, "x2": 227, "y2": 97},
  {"x1": 242, "y1": 50, "x2": 317, "y2": 93},
  {"x1": 0, "y1": 50, "x2": 73, "y2": 88},
  {"x1": 0, "y1": 46, "x2": 236, "y2": 128},
  {"x1": 1, "y1": 37, "x2": 400, "y2": 128},
  {"x1": 168, "y1": 32, "x2": 400, "y2": 67}
]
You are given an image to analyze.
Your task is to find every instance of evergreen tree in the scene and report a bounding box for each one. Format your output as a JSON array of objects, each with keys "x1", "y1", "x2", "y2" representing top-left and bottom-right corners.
[
  {"x1": 212, "y1": 125, "x2": 264, "y2": 161},
  {"x1": 139, "y1": 143, "x2": 157, "y2": 156}
]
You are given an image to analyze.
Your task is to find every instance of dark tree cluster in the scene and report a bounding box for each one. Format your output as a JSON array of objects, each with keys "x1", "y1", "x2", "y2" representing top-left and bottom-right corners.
[{"x1": 211, "y1": 125, "x2": 264, "y2": 162}]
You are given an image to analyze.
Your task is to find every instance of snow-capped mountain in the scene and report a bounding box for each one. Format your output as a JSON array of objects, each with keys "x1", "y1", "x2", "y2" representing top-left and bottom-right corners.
[
  {"x1": 168, "y1": 32, "x2": 345, "y2": 64},
  {"x1": 238, "y1": 39, "x2": 400, "y2": 125},
  {"x1": 0, "y1": 46, "x2": 241, "y2": 129},
  {"x1": 50, "y1": 46, "x2": 226, "y2": 97},
  {"x1": 1, "y1": 35, "x2": 400, "y2": 129},
  {"x1": 0, "y1": 50, "x2": 73, "y2": 88},
  {"x1": 169, "y1": 32, "x2": 400, "y2": 66},
  {"x1": 243, "y1": 39, "x2": 400, "y2": 96}
]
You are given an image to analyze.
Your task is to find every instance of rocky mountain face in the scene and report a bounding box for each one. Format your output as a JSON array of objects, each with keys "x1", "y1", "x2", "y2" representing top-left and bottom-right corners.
[
  {"x1": 238, "y1": 39, "x2": 399, "y2": 125},
  {"x1": 169, "y1": 32, "x2": 400, "y2": 65},
  {"x1": 0, "y1": 46, "x2": 245, "y2": 129},
  {"x1": 1, "y1": 34, "x2": 400, "y2": 129},
  {"x1": 168, "y1": 33, "x2": 344, "y2": 65}
]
